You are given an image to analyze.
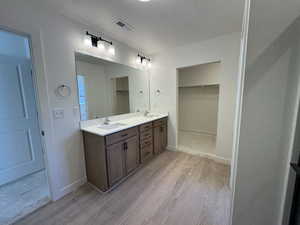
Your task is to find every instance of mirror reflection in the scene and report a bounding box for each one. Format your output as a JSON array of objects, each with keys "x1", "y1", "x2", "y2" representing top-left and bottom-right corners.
[{"x1": 75, "y1": 53, "x2": 150, "y2": 120}]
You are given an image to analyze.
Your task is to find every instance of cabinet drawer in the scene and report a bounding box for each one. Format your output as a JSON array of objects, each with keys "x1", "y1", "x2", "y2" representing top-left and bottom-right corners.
[
  {"x1": 140, "y1": 136, "x2": 153, "y2": 148},
  {"x1": 106, "y1": 127, "x2": 138, "y2": 146},
  {"x1": 139, "y1": 122, "x2": 153, "y2": 133},
  {"x1": 140, "y1": 129, "x2": 153, "y2": 141},
  {"x1": 141, "y1": 145, "x2": 153, "y2": 163},
  {"x1": 153, "y1": 118, "x2": 167, "y2": 127}
]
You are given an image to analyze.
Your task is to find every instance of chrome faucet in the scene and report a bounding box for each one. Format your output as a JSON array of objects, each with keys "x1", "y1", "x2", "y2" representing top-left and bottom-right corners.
[
  {"x1": 144, "y1": 110, "x2": 150, "y2": 117},
  {"x1": 103, "y1": 117, "x2": 111, "y2": 125}
]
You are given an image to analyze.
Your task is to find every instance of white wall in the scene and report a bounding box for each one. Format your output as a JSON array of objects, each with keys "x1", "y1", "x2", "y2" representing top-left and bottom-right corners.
[
  {"x1": 0, "y1": 0, "x2": 145, "y2": 201},
  {"x1": 150, "y1": 32, "x2": 241, "y2": 161},
  {"x1": 178, "y1": 86, "x2": 219, "y2": 135},
  {"x1": 178, "y1": 62, "x2": 221, "y2": 87},
  {"x1": 232, "y1": 1, "x2": 300, "y2": 224},
  {"x1": 279, "y1": 19, "x2": 300, "y2": 225}
]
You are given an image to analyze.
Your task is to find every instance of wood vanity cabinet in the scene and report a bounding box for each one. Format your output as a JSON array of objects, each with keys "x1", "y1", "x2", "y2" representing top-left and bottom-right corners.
[
  {"x1": 139, "y1": 122, "x2": 154, "y2": 164},
  {"x1": 82, "y1": 117, "x2": 167, "y2": 192},
  {"x1": 106, "y1": 135, "x2": 139, "y2": 187},
  {"x1": 83, "y1": 127, "x2": 139, "y2": 191},
  {"x1": 106, "y1": 141, "x2": 125, "y2": 187},
  {"x1": 153, "y1": 118, "x2": 168, "y2": 154},
  {"x1": 124, "y1": 136, "x2": 140, "y2": 174}
]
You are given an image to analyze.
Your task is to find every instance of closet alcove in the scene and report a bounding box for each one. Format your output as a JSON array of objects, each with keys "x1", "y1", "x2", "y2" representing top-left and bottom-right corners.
[{"x1": 177, "y1": 61, "x2": 221, "y2": 156}]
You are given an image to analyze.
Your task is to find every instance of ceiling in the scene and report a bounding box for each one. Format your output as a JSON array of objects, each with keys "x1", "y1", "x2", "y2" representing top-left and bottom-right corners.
[{"x1": 31, "y1": 0, "x2": 244, "y2": 54}]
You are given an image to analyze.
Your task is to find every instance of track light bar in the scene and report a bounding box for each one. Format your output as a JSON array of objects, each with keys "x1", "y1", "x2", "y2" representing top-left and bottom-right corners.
[
  {"x1": 86, "y1": 31, "x2": 113, "y2": 47},
  {"x1": 137, "y1": 54, "x2": 151, "y2": 64}
]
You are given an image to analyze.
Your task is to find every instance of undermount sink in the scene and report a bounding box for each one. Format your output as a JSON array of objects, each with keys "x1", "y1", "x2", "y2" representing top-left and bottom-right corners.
[{"x1": 98, "y1": 122, "x2": 127, "y2": 130}]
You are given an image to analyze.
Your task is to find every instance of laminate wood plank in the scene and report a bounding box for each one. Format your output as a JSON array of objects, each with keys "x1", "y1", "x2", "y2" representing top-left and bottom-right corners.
[{"x1": 14, "y1": 151, "x2": 231, "y2": 225}]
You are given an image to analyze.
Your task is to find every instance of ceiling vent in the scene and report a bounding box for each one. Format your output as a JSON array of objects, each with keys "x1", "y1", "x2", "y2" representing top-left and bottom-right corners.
[{"x1": 115, "y1": 19, "x2": 134, "y2": 32}]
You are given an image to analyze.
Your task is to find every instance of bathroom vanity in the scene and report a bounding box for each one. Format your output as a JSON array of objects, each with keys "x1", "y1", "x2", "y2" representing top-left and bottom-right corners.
[
  {"x1": 81, "y1": 115, "x2": 168, "y2": 192},
  {"x1": 76, "y1": 52, "x2": 168, "y2": 192}
]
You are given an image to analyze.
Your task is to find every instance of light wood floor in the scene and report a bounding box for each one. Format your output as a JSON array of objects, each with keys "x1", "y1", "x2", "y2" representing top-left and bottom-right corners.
[{"x1": 14, "y1": 151, "x2": 231, "y2": 225}]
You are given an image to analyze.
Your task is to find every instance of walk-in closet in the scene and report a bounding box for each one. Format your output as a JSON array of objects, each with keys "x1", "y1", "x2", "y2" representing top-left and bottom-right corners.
[{"x1": 177, "y1": 62, "x2": 221, "y2": 157}]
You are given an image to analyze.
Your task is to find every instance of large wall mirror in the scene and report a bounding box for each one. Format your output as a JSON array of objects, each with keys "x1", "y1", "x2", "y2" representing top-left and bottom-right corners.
[{"x1": 75, "y1": 53, "x2": 150, "y2": 121}]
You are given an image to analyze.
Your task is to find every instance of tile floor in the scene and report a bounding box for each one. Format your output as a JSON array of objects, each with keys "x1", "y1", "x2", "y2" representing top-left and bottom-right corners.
[{"x1": 0, "y1": 170, "x2": 50, "y2": 225}]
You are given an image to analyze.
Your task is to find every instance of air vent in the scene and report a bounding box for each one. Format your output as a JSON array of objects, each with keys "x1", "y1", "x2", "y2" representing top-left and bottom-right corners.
[
  {"x1": 115, "y1": 19, "x2": 134, "y2": 32},
  {"x1": 116, "y1": 21, "x2": 126, "y2": 27}
]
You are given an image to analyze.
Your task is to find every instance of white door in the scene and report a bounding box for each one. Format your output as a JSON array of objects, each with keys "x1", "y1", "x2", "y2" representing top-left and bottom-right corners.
[{"x1": 0, "y1": 54, "x2": 44, "y2": 186}]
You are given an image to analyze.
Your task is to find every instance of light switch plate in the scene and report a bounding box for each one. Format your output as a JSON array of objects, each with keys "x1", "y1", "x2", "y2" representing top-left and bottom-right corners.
[{"x1": 53, "y1": 108, "x2": 64, "y2": 119}]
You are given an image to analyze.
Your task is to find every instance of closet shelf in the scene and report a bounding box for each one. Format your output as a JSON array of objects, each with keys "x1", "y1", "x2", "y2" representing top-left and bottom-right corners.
[
  {"x1": 116, "y1": 90, "x2": 129, "y2": 92},
  {"x1": 178, "y1": 84, "x2": 219, "y2": 88}
]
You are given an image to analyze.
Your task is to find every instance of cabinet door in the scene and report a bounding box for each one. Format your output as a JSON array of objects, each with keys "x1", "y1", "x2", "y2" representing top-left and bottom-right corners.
[
  {"x1": 107, "y1": 142, "x2": 125, "y2": 187},
  {"x1": 161, "y1": 124, "x2": 168, "y2": 152},
  {"x1": 125, "y1": 136, "x2": 139, "y2": 174},
  {"x1": 153, "y1": 126, "x2": 161, "y2": 155}
]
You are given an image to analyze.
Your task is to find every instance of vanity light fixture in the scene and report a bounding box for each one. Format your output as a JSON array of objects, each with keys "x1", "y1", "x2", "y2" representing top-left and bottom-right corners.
[
  {"x1": 98, "y1": 41, "x2": 105, "y2": 51},
  {"x1": 85, "y1": 31, "x2": 114, "y2": 55},
  {"x1": 85, "y1": 31, "x2": 99, "y2": 47},
  {"x1": 136, "y1": 54, "x2": 151, "y2": 68},
  {"x1": 142, "y1": 60, "x2": 147, "y2": 66},
  {"x1": 84, "y1": 35, "x2": 92, "y2": 46},
  {"x1": 108, "y1": 45, "x2": 115, "y2": 56}
]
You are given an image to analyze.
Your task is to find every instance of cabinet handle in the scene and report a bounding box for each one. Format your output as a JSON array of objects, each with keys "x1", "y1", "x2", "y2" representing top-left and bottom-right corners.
[
  {"x1": 124, "y1": 142, "x2": 128, "y2": 151},
  {"x1": 121, "y1": 133, "x2": 128, "y2": 137}
]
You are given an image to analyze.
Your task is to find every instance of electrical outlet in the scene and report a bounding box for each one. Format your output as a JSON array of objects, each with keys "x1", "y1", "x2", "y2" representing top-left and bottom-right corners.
[{"x1": 53, "y1": 108, "x2": 64, "y2": 119}]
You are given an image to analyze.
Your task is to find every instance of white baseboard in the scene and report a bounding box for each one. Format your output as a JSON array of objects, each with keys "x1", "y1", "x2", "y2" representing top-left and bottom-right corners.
[
  {"x1": 176, "y1": 146, "x2": 231, "y2": 165},
  {"x1": 53, "y1": 176, "x2": 87, "y2": 201},
  {"x1": 166, "y1": 145, "x2": 177, "y2": 151},
  {"x1": 179, "y1": 129, "x2": 217, "y2": 137}
]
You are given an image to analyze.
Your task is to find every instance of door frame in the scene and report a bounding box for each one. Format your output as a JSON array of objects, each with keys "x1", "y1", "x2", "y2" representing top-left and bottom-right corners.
[
  {"x1": 229, "y1": 0, "x2": 251, "y2": 224},
  {"x1": 0, "y1": 26, "x2": 54, "y2": 200},
  {"x1": 175, "y1": 61, "x2": 222, "y2": 155}
]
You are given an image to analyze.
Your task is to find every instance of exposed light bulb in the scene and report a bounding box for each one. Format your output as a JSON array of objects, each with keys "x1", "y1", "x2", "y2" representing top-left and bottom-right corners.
[
  {"x1": 98, "y1": 41, "x2": 105, "y2": 51},
  {"x1": 84, "y1": 36, "x2": 91, "y2": 46},
  {"x1": 148, "y1": 62, "x2": 152, "y2": 68},
  {"x1": 108, "y1": 45, "x2": 115, "y2": 56},
  {"x1": 139, "y1": 0, "x2": 151, "y2": 2},
  {"x1": 142, "y1": 60, "x2": 147, "y2": 66},
  {"x1": 136, "y1": 56, "x2": 141, "y2": 64}
]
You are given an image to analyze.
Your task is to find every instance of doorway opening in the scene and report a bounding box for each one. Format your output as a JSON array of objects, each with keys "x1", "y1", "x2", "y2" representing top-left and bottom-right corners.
[
  {"x1": 0, "y1": 28, "x2": 50, "y2": 225},
  {"x1": 111, "y1": 76, "x2": 130, "y2": 115},
  {"x1": 177, "y1": 61, "x2": 221, "y2": 159}
]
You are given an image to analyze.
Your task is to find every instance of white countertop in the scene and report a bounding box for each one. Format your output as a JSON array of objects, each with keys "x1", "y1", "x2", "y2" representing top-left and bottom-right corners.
[{"x1": 80, "y1": 113, "x2": 168, "y2": 136}]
